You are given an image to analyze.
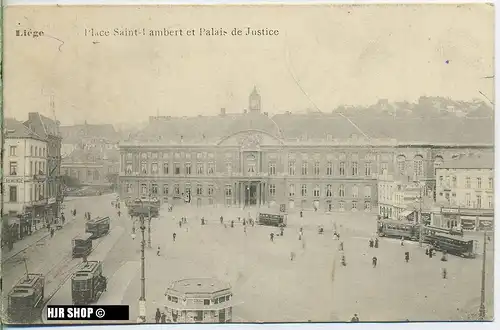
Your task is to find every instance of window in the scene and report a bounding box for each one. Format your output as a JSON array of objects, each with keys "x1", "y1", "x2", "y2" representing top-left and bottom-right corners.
[
  {"x1": 352, "y1": 186, "x2": 358, "y2": 198},
  {"x1": 208, "y1": 185, "x2": 214, "y2": 196},
  {"x1": 126, "y1": 183, "x2": 133, "y2": 193},
  {"x1": 314, "y1": 162, "x2": 320, "y2": 176},
  {"x1": 380, "y1": 162, "x2": 388, "y2": 175},
  {"x1": 185, "y1": 163, "x2": 191, "y2": 175},
  {"x1": 9, "y1": 146, "x2": 16, "y2": 156},
  {"x1": 9, "y1": 162, "x2": 18, "y2": 175},
  {"x1": 452, "y1": 176, "x2": 457, "y2": 188},
  {"x1": 225, "y1": 185, "x2": 232, "y2": 197},
  {"x1": 352, "y1": 162, "x2": 358, "y2": 176},
  {"x1": 247, "y1": 163, "x2": 256, "y2": 173},
  {"x1": 35, "y1": 146, "x2": 38, "y2": 157},
  {"x1": 151, "y1": 163, "x2": 159, "y2": 175},
  {"x1": 364, "y1": 201, "x2": 371, "y2": 211},
  {"x1": 163, "y1": 184, "x2": 169, "y2": 195},
  {"x1": 477, "y1": 177, "x2": 482, "y2": 189},
  {"x1": 174, "y1": 184, "x2": 180, "y2": 195},
  {"x1": 339, "y1": 184, "x2": 345, "y2": 197},
  {"x1": 301, "y1": 184, "x2": 307, "y2": 197},
  {"x1": 125, "y1": 162, "x2": 133, "y2": 174},
  {"x1": 476, "y1": 195, "x2": 482, "y2": 208},
  {"x1": 413, "y1": 156, "x2": 423, "y2": 177},
  {"x1": 204, "y1": 299, "x2": 210, "y2": 306},
  {"x1": 174, "y1": 163, "x2": 181, "y2": 175},
  {"x1": 465, "y1": 177, "x2": 471, "y2": 188},
  {"x1": 269, "y1": 184, "x2": 276, "y2": 197},
  {"x1": 151, "y1": 184, "x2": 158, "y2": 194},
  {"x1": 226, "y1": 162, "x2": 232, "y2": 174},
  {"x1": 289, "y1": 184, "x2": 295, "y2": 197},
  {"x1": 30, "y1": 146, "x2": 33, "y2": 156},
  {"x1": 269, "y1": 162, "x2": 276, "y2": 175},
  {"x1": 141, "y1": 184, "x2": 147, "y2": 195},
  {"x1": 489, "y1": 177, "x2": 493, "y2": 189},
  {"x1": 162, "y1": 162, "x2": 169, "y2": 175},
  {"x1": 185, "y1": 184, "x2": 191, "y2": 197},
  {"x1": 141, "y1": 162, "x2": 148, "y2": 174},
  {"x1": 152, "y1": 152, "x2": 158, "y2": 159},
  {"x1": 196, "y1": 152, "x2": 203, "y2": 159},
  {"x1": 339, "y1": 162, "x2": 345, "y2": 176},
  {"x1": 488, "y1": 195, "x2": 493, "y2": 208},
  {"x1": 9, "y1": 186, "x2": 17, "y2": 202},
  {"x1": 197, "y1": 184, "x2": 203, "y2": 195},
  {"x1": 301, "y1": 162, "x2": 308, "y2": 175},
  {"x1": 397, "y1": 156, "x2": 406, "y2": 173},
  {"x1": 326, "y1": 162, "x2": 333, "y2": 176},
  {"x1": 364, "y1": 186, "x2": 372, "y2": 198},
  {"x1": 339, "y1": 201, "x2": 345, "y2": 211},
  {"x1": 465, "y1": 193, "x2": 471, "y2": 207},
  {"x1": 207, "y1": 162, "x2": 215, "y2": 175},
  {"x1": 326, "y1": 184, "x2": 332, "y2": 197},
  {"x1": 197, "y1": 163, "x2": 204, "y2": 175},
  {"x1": 439, "y1": 176, "x2": 444, "y2": 186},
  {"x1": 352, "y1": 201, "x2": 357, "y2": 210},
  {"x1": 288, "y1": 161, "x2": 295, "y2": 176},
  {"x1": 364, "y1": 162, "x2": 372, "y2": 176},
  {"x1": 313, "y1": 185, "x2": 320, "y2": 197}
]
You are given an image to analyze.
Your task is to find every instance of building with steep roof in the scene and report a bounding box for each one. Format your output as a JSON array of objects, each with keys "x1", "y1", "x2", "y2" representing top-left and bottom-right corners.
[
  {"x1": 61, "y1": 148, "x2": 119, "y2": 187},
  {"x1": 3, "y1": 119, "x2": 48, "y2": 238},
  {"x1": 24, "y1": 112, "x2": 63, "y2": 219},
  {"x1": 118, "y1": 88, "x2": 494, "y2": 213}
]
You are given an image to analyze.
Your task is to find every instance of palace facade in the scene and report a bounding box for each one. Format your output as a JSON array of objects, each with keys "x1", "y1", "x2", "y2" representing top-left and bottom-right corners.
[{"x1": 118, "y1": 88, "x2": 494, "y2": 213}]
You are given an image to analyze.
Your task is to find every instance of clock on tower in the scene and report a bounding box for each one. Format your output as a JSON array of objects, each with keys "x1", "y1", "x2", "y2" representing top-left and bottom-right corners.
[{"x1": 249, "y1": 86, "x2": 261, "y2": 113}]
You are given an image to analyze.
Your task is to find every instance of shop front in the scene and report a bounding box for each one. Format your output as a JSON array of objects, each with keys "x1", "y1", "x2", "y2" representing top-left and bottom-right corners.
[{"x1": 441, "y1": 207, "x2": 494, "y2": 232}]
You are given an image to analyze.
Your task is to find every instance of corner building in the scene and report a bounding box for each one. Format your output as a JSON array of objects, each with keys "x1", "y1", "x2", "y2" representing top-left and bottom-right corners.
[{"x1": 118, "y1": 88, "x2": 494, "y2": 213}]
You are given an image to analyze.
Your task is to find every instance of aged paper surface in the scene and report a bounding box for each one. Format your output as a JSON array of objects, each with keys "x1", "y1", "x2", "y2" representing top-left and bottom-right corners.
[{"x1": 1, "y1": 4, "x2": 494, "y2": 325}]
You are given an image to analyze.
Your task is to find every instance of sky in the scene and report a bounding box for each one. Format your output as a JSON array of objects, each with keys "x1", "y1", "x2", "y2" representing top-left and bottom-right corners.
[{"x1": 2, "y1": 4, "x2": 494, "y2": 125}]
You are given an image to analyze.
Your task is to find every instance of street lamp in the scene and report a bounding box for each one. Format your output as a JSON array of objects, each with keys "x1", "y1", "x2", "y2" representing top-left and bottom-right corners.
[
  {"x1": 478, "y1": 229, "x2": 489, "y2": 320},
  {"x1": 413, "y1": 181, "x2": 424, "y2": 247},
  {"x1": 138, "y1": 214, "x2": 147, "y2": 323}
]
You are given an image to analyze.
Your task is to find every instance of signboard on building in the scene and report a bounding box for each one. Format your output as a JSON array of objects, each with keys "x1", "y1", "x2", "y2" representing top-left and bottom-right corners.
[
  {"x1": 441, "y1": 208, "x2": 459, "y2": 214},
  {"x1": 4, "y1": 178, "x2": 23, "y2": 183},
  {"x1": 478, "y1": 220, "x2": 493, "y2": 231}
]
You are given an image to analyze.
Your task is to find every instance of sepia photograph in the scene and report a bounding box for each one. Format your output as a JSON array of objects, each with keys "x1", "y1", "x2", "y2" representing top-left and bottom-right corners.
[{"x1": 0, "y1": 2, "x2": 495, "y2": 325}]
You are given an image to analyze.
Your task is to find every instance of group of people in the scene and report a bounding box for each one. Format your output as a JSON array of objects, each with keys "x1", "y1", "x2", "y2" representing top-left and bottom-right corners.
[{"x1": 155, "y1": 308, "x2": 168, "y2": 323}]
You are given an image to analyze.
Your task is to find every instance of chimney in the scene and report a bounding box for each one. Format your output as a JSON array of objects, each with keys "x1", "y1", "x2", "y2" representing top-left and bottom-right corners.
[{"x1": 220, "y1": 108, "x2": 226, "y2": 116}]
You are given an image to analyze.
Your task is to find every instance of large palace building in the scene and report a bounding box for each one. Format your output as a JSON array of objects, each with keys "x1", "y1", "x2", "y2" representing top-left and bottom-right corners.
[{"x1": 118, "y1": 88, "x2": 493, "y2": 213}]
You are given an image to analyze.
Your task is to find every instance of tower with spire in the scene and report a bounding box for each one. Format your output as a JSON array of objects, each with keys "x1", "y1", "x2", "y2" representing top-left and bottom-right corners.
[{"x1": 249, "y1": 86, "x2": 261, "y2": 113}]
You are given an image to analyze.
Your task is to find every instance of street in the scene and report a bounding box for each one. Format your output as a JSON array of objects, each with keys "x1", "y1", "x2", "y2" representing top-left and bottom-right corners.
[{"x1": 3, "y1": 196, "x2": 493, "y2": 324}]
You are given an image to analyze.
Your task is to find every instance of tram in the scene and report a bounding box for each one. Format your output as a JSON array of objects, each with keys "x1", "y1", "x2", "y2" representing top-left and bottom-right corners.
[
  {"x1": 85, "y1": 216, "x2": 111, "y2": 239},
  {"x1": 377, "y1": 219, "x2": 419, "y2": 240},
  {"x1": 257, "y1": 213, "x2": 287, "y2": 227},
  {"x1": 7, "y1": 274, "x2": 45, "y2": 323},
  {"x1": 72, "y1": 233, "x2": 93, "y2": 258},
  {"x1": 426, "y1": 233, "x2": 476, "y2": 258},
  {"x1": 128, "y1": 198, "x2": 160, "y2": 217},
  {"x1": 71, "y1": 261, "x2": 108, "y2": 305}
]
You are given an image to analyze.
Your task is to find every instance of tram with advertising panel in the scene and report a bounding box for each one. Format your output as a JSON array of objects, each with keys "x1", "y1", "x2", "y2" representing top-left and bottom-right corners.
[
  {"x1": 71, "y1": 261, "x2": 107, "y2": 305},
  {"x1": 85, "y1": 216, "x2": 111, "y2": 239},
  {"x1": 377, "y1": 219, "x2": 419, "y2": 240},
  {"x1": 128, "y1": 197, "x2": 160, "y2": 217},
  {"x1": 425, "y1": 232, "x2": 476, "y2": 258},
  {"x1": 72, "y1": 233, "x2": 93, "y2": 258},
  {"x1": 257, "y1": 213, "x2": 287, "y2": 227},
  {"x1": 7, "y1": 274, "x2": 45, "y2": 323}
]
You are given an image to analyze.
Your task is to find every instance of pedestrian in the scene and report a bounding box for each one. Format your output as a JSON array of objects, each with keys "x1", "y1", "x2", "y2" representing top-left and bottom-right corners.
[
  {"x1": 350, "y1": 314, "x2": 359, "y2": 322},
  {"x1": 157, "y1": 246, "x2": 161, "y2": 256},
  {"x1": 220, "y1": 216, "x2": 224, "y2": 225},
  {"x1": 179, "y1": 220, "x2": 182, "y2": 228},
  {"x1": 400, "y1": 236, "x2": 405, "y2": 246},
  {"x1": 118, "y1": 210, "x2": 121, "y2": 217},
  {"x1": 243, "y1": 218, "x2": 246, "y2": 226},
  {"x1": 441, "y1": 251, "x2": 448, "y2": 262},
  {"x1": 161, "y1": 312, "x2": 166, "y2": 323},
  {"x1": 341, "y1": 254, "x2": 347, "y2": 266},
  {"x1": 369, "y1": 238, "x2": 374, "y2": 248},
  {"x1": 280, "y1": 227, "x2": 284, "y2": 236},
  {"x1": 270, "y1": 232, "x2": 274, "y2": 242},
  {"x1": 243, "y1": 225, "x2": 247, "y2": 235},
  {"x1": 405, "y1": 251, "x2": 410, "y2": 263},
  {"x1": 442, "y1": 267, "x2": 447, "y2": 279},
  {"x1": 374, "y1": 238, "x2": 379, "y2": 248},
  {"x1": 155, "y1": 308, "x2": 161, "y2": 323},
  {"x1": 290, "y1": 251, "x2": 296, "y2": 261},
  {"x1": 201, "y1": 217, "x2": 205, "y2": 225},
  {"x1": 425, "y1": 246, "x2": 429, "y2": 255},
  {"x1": 429, "y1": 248, "x2": 434, "y2": 259},
  {"x1": 50, "y1": 228, "x2": 55, "y2": 238},
  {"x1": 231, "y1": 220, "x2": 234, "y2": 228},
  {"x1": 173, "y1": 233, "x2": 176, "y2": 242},
  {"x1": 339, "y1": 241, "x2": 344, "y2": 251},
  {"x1": 372, "y1": 256, "x2": 378, "y2": 268},
  {"x1": 300, "y1": 210, "x2": 303, "y2": 218},
  {"x1": 298, "y1": 231, "x2": 303, "y2": 241},
  {"x1": 61, "y1": 213, "x2": 65, "y2": 225}
]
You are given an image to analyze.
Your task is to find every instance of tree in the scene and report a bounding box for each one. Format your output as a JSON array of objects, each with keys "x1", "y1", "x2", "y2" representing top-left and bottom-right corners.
[{"x1": 61, "y1": 175, "x2": 81, "y2": 188}]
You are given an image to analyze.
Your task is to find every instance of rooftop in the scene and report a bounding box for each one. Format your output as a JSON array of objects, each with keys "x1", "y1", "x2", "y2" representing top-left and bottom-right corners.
[
  {"x1": 167, "y1": 278, "x2": 231, "y2": 295},
  {"x1": 439, "y1": 153, "x2": 494, "y2": 170},
  {"x1": 4, "y1": 118, "x2": 44, "y2": 140}
]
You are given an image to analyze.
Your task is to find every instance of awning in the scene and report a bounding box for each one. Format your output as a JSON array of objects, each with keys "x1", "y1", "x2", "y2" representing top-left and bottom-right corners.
[{"x1": 400, "y1": 210, "x2": 413, "y2": 218}]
